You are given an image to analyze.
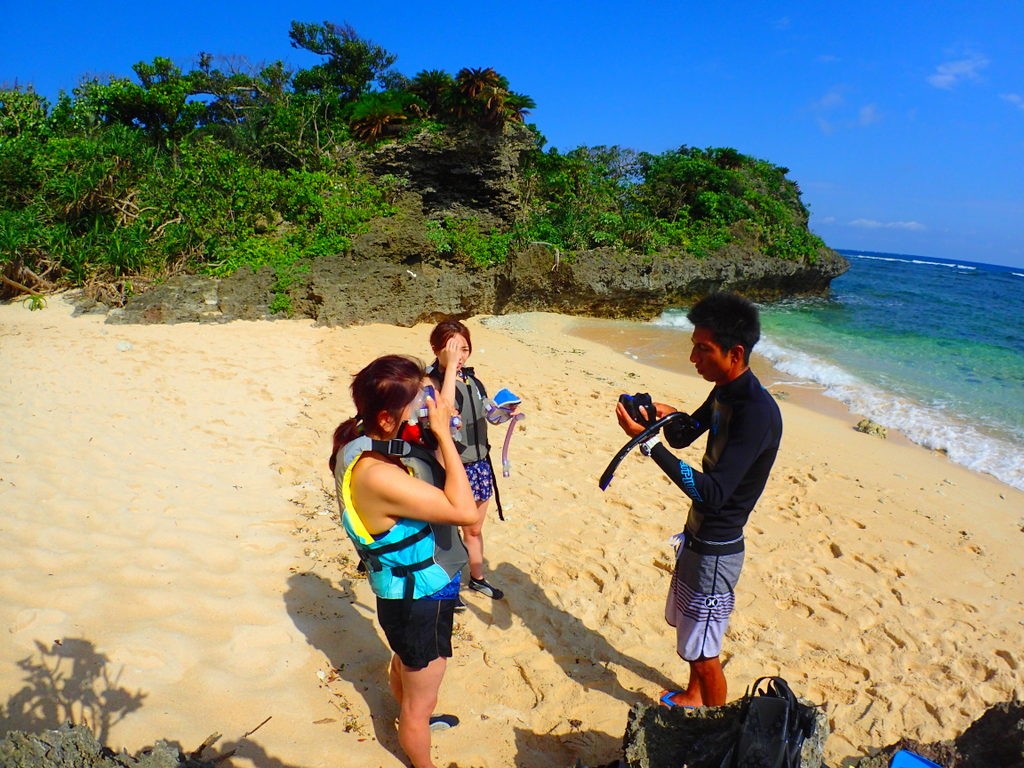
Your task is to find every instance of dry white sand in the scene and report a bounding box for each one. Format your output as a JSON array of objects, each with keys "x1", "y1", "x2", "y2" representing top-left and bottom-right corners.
[{"x1": 1, "y1": 294, "x2": 1021, "y2": 767}]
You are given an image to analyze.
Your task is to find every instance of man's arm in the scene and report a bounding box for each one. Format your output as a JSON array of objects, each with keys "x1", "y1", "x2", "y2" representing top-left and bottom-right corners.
[
  {"x1": 647, "y1": 402, "x2": 777, "y2": 511},
  {"x1": 664, "y1": 397, "x2": 713, "y2": 448}
]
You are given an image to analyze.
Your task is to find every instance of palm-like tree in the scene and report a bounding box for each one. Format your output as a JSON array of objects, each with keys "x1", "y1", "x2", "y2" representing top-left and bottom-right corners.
[
  {"x1": 449, "y1": 67, "x2": 529, "y2": 129},
  {"x1": 408, "y1": 69, "x2": 454, "y2": 118},
  {"x1": 348, "y1": 91, "x2": 420, "y2": 142},
  {"x1": 503, "y1": 92, "x2": 536, "y2": 123},
  {"x1": 455, "y1": 67, "x2": 501, "y2": 99}
]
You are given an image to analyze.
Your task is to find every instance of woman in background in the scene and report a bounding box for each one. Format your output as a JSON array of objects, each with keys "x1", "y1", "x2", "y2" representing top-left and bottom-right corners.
[{"x1": 427, "y1": 320, "x2": 505, "y2": 604}]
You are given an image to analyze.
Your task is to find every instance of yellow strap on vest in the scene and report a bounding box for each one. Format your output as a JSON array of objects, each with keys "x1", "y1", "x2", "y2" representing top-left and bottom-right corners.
[{"x1": 342, "y1": 453, "x2": 413, "y2": 542}]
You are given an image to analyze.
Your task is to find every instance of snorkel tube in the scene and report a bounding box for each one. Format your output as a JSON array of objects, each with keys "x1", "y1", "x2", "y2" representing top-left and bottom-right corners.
[
  {"x1": 599, "y1": 411, "x2": 693, "y2": 491},
  {"x1": 500, "y1": 412, "x2": 525, "y2": 476}
]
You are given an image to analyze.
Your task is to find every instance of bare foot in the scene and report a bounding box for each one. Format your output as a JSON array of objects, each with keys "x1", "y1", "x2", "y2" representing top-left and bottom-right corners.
[{"x1": 658, "y1": 688, "x2": 702, "y2": 708}]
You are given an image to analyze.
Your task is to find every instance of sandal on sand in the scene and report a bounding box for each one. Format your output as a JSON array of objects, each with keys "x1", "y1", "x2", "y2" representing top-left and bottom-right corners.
[
  {"x1": 394, "y1": 714, "x2": 460, "y2": 731},
  {"x1": 429, "y1": 714, "x2": 459, "y2": 731},
  {"x1": 659, "y1": 691, "x2": 695, "y2": 710}
]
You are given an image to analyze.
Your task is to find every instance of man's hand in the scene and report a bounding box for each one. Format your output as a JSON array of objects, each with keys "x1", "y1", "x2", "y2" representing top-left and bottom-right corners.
[{"x1": 615, "y1": 400, "x2": 679, "y2": 437}]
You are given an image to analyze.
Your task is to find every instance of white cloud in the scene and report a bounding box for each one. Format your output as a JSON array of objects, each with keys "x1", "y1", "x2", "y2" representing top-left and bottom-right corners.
[
  {"x1": 849, "y1": 218, "x2": 926, "y2": 231},
  {"x1": 814, "y1": 87, "x2": 845, "y2": 110},
  {"x1": 1001, "y1": 93, "x2": 1024, "y2": 111},
  {"x1": 811, "y1": 88, "x2": 879, "y2": 133},
  {"x1": 927, "y1": 54, "x2": 989, "y2": 89},
  {"x1": 858, "y1": 104, "x2": 880, "y2": 125}
]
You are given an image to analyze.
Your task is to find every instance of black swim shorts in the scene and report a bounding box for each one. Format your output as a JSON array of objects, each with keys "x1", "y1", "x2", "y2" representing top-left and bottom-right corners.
[{"x1": 376, "y1": 596, "x2": 457, "y2": 670}]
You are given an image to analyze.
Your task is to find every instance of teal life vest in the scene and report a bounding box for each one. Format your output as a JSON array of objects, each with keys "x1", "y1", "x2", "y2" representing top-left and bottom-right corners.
[{"x1": 335, "y1": 436, "x2": 467, "y2": 600}]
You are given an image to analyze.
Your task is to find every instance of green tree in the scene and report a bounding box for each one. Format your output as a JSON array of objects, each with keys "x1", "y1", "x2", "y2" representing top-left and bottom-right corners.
[
  {"x1": 408, "y1": 69, "x2": 454, "y2": 117},
  {"x1": 503, "y1": 91, "x2": 536, "y2": 124},
  {"x1": 0, "y1": 87, "x2": 49, "y2": 138},
  {"x1": 289, "y1": 21, "x2": 398, "y2": 104},
  {"x1": 71, "y1": 57, "x2": 207, "y2": 147},
  {"x1": 348, "y1": 91, "x2": 424, "y2": 142}
]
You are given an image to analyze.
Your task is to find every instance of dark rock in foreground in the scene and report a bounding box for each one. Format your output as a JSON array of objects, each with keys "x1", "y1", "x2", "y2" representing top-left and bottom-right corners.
[
  {"x1": 614, "y1": 698, "x2": 829, "y2": 768},
  {"x1": 0, "y1": 723, "x2": 216, "y2": 767},
  {"x1": 589, "y1": 700, "x2": 1023, "y2": 768},
  {"x1": 849, "y1": 700, "x2": 1024, "y2": 768}
]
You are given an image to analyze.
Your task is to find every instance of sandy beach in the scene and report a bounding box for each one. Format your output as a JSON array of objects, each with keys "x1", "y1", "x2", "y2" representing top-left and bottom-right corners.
[{"x1": 1, "y1": 294, "x2": 1021, "y2": 768}]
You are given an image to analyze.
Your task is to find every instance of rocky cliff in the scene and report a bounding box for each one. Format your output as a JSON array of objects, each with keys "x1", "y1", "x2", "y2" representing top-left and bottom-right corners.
[{"x1": 94, "y1": 125, "x2": 847, "y2": 326}]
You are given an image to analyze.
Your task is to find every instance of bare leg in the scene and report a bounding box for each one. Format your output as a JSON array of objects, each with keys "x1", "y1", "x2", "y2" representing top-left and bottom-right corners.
[
  {"x1": 462, "y1": 498, "x2": 488, "y2": 581},
  {"x1": 388, "y1": 653, "x2": 403, "y2": 702},
  {"x1": 691, "y1": 656, "x2": 727, "y2": 706},
  {"x1": 395, "y1": 656, "x2": 447, "y2": 768}
]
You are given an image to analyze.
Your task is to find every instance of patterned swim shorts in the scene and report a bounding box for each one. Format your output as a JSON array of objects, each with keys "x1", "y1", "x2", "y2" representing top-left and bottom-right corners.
[
  {"x1": 665, "y1": 544, "x2": 744, "y2": 661},
  {"x1": 464, "y1": 459, "x2": 494, "y2": 502}
]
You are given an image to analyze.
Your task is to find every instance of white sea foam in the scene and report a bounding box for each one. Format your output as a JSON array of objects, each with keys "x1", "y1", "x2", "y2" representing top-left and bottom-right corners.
[
  {"x1": 849, "y1": 253, "x2": 976, "y2": 270},
  {"x1": 653, "y1": 313, "x2": 692, "y2": 331},
  {"x1": 652, "y1": 312, "x2": 1024, "y2": 490},
  {"x1": 758, "y1": 337, "x2": 1024, "y2": 490}
]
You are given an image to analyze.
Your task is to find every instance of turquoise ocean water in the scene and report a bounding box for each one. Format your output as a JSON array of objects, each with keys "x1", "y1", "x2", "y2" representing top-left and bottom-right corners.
[{"x1": 655, "y1": 250, "x2": 1024, "y2": 491}]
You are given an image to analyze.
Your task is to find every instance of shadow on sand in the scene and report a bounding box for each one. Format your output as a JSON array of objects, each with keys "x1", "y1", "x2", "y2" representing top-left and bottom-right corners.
[
  {"x1": 0, "y1": 638, "x2": 145, "y2": 744},
  {"x1": 492, "y1": 561, "x2": 678, "y2": 707},
  {"x1": 283, "y1": 559, "x2": 680, "y2": 767},
  {"x1": 0, "y1": 637, "x2": 305, "y2": 767},
  {"x1": 283, "y1": 570, "x2": 407, "y2": 765}
]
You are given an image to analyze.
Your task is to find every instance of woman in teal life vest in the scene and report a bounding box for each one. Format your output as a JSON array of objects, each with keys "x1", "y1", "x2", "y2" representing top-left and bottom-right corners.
[
  {"x1": 329, "y1": 355, "x2": 477, "y2": 768},
  {"x1": 427, "y1": 320, "x2": 506, "y2": 604}
]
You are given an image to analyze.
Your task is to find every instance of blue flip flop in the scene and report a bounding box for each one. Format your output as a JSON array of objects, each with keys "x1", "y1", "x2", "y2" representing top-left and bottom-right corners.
[{"x1": 659, "y1": 691, "x2": 695, "y2": 709}]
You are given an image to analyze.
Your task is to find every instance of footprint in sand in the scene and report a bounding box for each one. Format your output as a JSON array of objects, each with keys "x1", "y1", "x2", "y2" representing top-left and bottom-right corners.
[
  {"x1": 994, "y1": 649, "x2": 1018, "y2": 670},
  {"x1": 852, "y1": 554, "x2": 881, "y2": 573},
  {"x1": 880, "y1": 626, "x2": 909, "y2": 650},
  {"x1": 774, "y1": 597, "x2": 814, "y2": 619}
]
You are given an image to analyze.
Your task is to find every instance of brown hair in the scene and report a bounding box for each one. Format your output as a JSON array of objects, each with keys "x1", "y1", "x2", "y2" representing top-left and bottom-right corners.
[
  {"x1": 328, "y1": 355, "x2": 425, "y2": 472},
  {"x1": 429, "y1": 319, "x2": 472, "y2": 355}
]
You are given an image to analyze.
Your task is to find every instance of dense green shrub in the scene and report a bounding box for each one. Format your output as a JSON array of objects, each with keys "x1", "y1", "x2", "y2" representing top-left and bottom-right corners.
[
  {"x1": 427, "y1": 218, "x2": 516, "y2": 267},
  {"x1": 0, "y1": 21, "x2": 826, "y2": 302}
]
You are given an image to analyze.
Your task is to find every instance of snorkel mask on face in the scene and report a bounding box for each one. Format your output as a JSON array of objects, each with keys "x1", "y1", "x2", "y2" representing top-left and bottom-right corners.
[{"x1": 398, "y1": 385, "x2": 438, "y2": 448}]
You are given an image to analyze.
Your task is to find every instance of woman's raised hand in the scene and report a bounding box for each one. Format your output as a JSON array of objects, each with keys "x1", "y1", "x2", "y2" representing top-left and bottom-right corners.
[{"x1": 425, "y1": 388, "x2": 456, "y2": 441}]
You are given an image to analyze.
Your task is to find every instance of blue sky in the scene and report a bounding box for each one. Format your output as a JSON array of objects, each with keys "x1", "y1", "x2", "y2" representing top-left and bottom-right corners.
[{"x1": 4, "y1": 1, "x2": 1023, "y2": 268}]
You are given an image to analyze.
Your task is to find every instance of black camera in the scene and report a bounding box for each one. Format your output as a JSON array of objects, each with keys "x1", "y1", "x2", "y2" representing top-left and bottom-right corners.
[
  {"x1": 618, "y1": 392, "x2": 657, "y2": 426},
  {"x1": 663, "y1": 411, "x2": 700, "y2": 447}
]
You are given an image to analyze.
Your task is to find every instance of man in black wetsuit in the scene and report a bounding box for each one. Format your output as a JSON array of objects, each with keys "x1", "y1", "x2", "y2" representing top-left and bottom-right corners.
[{"x1": 615, "y1": 292, "x2": 782, "y2": 708}]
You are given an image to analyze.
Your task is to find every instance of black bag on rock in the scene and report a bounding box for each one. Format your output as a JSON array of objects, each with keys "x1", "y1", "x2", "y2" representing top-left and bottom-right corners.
[{"x1": 719, "y1": 676, "x2": 819, "y2": 768}]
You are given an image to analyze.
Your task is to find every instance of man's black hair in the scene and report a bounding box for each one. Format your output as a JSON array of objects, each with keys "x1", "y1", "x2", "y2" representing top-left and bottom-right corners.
[{"x1": 687, "y1": 292, "x2": 761, "y2": 364}]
